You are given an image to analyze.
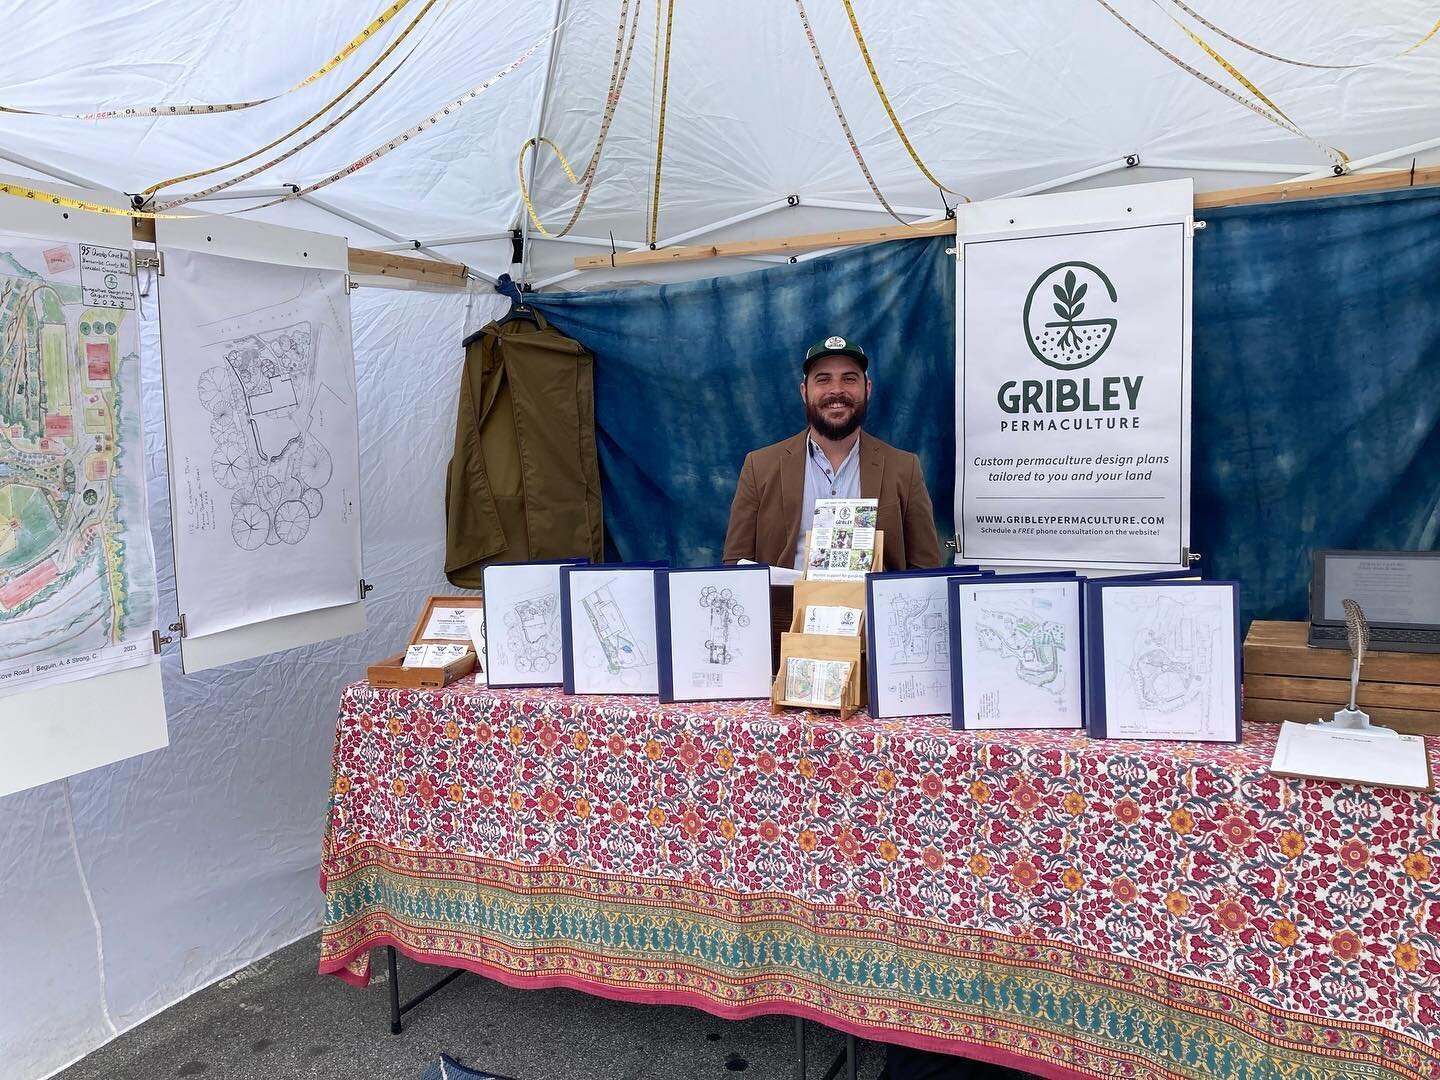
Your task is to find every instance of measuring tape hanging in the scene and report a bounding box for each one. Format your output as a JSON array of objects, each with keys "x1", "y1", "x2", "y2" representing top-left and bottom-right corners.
[
  {"x1": 839, "y1": 0, "x2": 964, "y2": 201},
  {"x1": 519, "y1": 0, "x2": 642, "y2": 238},
  {"x1": 792, "y1": 0, "x2": 907, "y2": 224},
  {"x1": 647, "y1": 0, "x2": 676, "y2": 246},
  {"x1": 1164, "y1": 0, "x2": 1440, "y2": 68},
  {"x1": 143, "y1": 0, "x2": 444, "y2": 201},
  {"x1": 1148, "y1": 0, "x2": 1301, "y2": 128},
  {"x1": 1093, "y1": 0, "x2": 1347, "y2": 171},
  {"x1": 237, "y1": 20, "x2": 566, "y2": 215},
  {"x1": 0, "y1": 1, "x2": 413, "y2": 120}
]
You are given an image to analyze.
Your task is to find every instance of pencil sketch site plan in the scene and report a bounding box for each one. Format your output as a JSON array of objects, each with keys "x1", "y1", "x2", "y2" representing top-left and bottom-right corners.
[
  {"x1": 159, "y1": 247, "x2": 360, "y2": 639},
  {"x1": 0, "y1": 231, "x2": 157, "y2": 695},
  {"x1": 956, "y1": 580, "x2": 1082, "y2": 729}
]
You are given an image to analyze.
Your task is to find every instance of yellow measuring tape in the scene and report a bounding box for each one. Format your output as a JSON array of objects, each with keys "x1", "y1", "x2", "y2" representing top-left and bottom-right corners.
[
  {"x1": 1159, "y1": 6, "x2": 1301, "y2": 128},
  {"x1": 647, "y1": 0, "x2": 676, "y2": 247},
  {"x1": 0, "y1": 0, "x2": 413, "y2": 119},
  {"x1": 0, "y1": 181, "x2": 190, "y2": 219},
  {"x1": 238, "y1": 22, "x2": 564, "y2": 215},
  {"x1": 1094, "y1": 0, "x2": 1348, "y2": 170},
  {"x1": 793, "y1": 0, "x2": 907, "y2": 224},
  {"x1": 519, "y1": 0, "x2": 641, "y2": 238},
  {"x1": 1166, "y1": 0, "x2": 1438, "y2": 67},
  {"x1": 144, "y1": 0, "x2": 443, "y2": 201},
  {"x1": 840, "y1": 0, "x2": 963, "y2": 200}
]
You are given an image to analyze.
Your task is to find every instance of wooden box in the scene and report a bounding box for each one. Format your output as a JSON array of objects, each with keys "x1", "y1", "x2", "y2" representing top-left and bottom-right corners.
[
  {"x1": 1243, "y1": 620, "x2": 1440, "y2": 735},
  {"x1": 367, "y1": 595, "x2": 483, "y2": 690}
]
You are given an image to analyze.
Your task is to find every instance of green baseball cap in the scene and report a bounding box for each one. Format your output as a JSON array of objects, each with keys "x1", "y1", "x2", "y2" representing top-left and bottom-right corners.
[{"x1": 803, "y1": 334, "x2": 869, "y2": 374}]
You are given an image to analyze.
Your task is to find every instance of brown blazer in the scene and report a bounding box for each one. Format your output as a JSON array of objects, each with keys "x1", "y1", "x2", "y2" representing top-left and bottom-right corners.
[{"x1": 722, "y1": 430, "x2": 943, "y2": 571}]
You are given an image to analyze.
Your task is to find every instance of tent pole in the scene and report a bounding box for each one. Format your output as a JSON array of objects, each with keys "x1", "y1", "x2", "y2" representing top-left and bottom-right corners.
[
  {"x1": 994, "y1": 157, "x2": 1135, "y2": 200},
  {"x1": 1143, "y1": 159, "x2": 1317, "y2": 176},
  {"x1": 519, "y1": 0, "x2": 570, "y2": 287},
  {"x1": 371, "y1": 232, "x2": 515, "y2": 252},
  {"x1": 0, "y1": 149, "x2": 109, "y2": 192},
  {"x1": 299, "y1": 194, "x2": 491, "y2": 284},
  {"x1": 534, "y1": 197, "x2": 797, "y2": 288},
  {"x1": 1289, "y1": 135, "x2": 1440, "y2": 181}
]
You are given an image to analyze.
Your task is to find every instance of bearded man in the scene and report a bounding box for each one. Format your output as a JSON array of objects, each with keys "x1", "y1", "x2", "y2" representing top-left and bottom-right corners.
[{"x1": 722, "y1": 335, "x2": 942, "y2": 571}]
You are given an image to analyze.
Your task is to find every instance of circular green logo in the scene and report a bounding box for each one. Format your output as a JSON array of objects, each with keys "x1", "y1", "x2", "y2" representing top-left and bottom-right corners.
[{"x1": 1022, "y1": 262, "x2": 1118, "y2": 370}]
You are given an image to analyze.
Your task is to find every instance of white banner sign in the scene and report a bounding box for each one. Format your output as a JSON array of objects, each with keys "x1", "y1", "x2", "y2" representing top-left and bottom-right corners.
[{"x1": 955, "y1": 191, "x2": 1192, "y2": 567}]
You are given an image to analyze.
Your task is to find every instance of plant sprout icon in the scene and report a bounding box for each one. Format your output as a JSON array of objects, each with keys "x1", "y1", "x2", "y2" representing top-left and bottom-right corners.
[
  {"x1": 1022, "y1": 261, "x2": 1119, "y2": 371},
  {"x1": 1049, "y1": 269, "x2": 1088, "y2": 351}
]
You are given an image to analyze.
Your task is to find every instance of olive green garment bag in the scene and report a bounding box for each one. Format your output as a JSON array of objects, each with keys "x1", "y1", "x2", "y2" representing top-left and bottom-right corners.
[{"x1": 444, "y1": 309, "x2": 603, "y2": 586}]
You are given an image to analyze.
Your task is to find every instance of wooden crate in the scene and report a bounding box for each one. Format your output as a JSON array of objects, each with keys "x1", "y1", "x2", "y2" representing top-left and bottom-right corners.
[{"x1": 1243, "y1": 621, "x2": 1440, "y2": 735}]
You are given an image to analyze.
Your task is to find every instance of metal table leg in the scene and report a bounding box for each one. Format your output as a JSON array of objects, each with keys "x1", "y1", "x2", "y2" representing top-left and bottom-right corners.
[{"x1": 384, "y1": 944, "x2": 468, "y2": 1034}]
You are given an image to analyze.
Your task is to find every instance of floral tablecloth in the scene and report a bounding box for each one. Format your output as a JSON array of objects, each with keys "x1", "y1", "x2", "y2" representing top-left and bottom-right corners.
[{"x1": 319, "y1": 679, "x2": 1440, "y2": 1079}]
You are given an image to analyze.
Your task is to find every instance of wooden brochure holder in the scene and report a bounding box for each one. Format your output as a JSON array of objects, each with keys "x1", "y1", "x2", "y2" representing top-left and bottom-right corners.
[
  {"x1": 769, "y1": 532, "x2": 883, "y2": 720},
  {"x1": 368, "y1": 594, "x2": 482, "y2": 690}
]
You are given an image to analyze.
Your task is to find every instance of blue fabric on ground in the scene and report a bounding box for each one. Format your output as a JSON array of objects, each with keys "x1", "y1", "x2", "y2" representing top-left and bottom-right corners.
[
  {"x1": 420, "y1": 1053, "x2": 513, "y2": 1080},
  {"x1": 529, "y1": 187, "x2": 1440, "y2": 628}
]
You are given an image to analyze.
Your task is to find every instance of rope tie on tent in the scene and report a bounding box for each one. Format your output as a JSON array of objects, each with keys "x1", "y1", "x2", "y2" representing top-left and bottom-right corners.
[
  {"x1": 1093, "y1": 0, "x2": 1348, "y2": 172},
  {"x1": 1162, "y1": 0, "x2": 1440, "y2": 68},
  {"x1": 647, "y1": 0, "x2": 677, "y2": 247},
  {"x1": 0, "y1": 0, "x2": 415, "y2": 119},
  {"x1": 142, "y1": 0, "x2": 447, "y2": 203},
  {"x1": 792, "y1": 0, "x2": 907, "y2": 224},
  {"x1": 519, "y1": 0, "x2": 642, "y2": 238},
  {"x1": 839, "y1": 0, "x2": 967, "y2": 202},
  {"x1": 233, "y1": 19, "x2": 569, "y2": 216}
]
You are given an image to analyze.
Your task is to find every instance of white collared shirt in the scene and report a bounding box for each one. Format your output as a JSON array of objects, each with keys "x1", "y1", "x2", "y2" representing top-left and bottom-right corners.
[{"x1": 794, "y1": 434, "x2": 862, "y2": 570}]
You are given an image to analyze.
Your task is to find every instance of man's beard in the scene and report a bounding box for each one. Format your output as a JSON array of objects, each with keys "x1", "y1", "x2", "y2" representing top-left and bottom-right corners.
[{"x1": 806, "y1": 392, "x2": 868, "y2": 441}]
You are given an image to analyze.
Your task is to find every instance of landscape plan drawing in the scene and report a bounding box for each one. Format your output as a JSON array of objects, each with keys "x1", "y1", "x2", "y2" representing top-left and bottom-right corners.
[
  {"x1": 658, "y1": 566, "x2": 771, "y2": 701},
  {"x1": 954, "y1": 579, "x2": 1082, "y2": 729},
  {"x1": 482, "y1": 561, "x2": 582, "y2": 687},
  {"x1": 868, "y1": 573, "x2": 954, "y2": 717},
  {"x1": 0, "y1": 230, "x2": 158, "y2": 696},
  {"x1": 1096, "y1": 583, "x2": 1237, "y2": 741},
  {"x1": 159, "y1": 247, "x2": 360, "y2": 640},
  {"x1": 563, "y1": 566, "x2": 659, "y2": 694}
]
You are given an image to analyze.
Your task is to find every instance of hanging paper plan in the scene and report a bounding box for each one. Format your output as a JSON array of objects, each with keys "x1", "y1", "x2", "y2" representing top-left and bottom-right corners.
[
  {"x1": 0, "y1": 231, "x2": 159, "y2": 697},
  {"x1": 158, "y1": 247, "x2": 362, "y2": 640}
]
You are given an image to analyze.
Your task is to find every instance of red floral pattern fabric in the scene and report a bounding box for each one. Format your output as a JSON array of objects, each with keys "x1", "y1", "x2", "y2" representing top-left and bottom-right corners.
[{"x1": 321, "y1": 679, "x2": 1440, "y2": 1078}]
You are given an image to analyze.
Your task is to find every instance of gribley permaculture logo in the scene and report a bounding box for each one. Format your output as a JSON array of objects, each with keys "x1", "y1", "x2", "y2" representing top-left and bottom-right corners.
[{"x1": 1022, "y1": 262, "x2": 1118, "y2": 370}]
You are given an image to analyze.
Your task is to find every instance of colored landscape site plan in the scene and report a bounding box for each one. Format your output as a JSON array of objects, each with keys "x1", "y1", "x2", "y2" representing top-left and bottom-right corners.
[{"x1": 0, "y1": 232, "x2": 156, "y2": 695}]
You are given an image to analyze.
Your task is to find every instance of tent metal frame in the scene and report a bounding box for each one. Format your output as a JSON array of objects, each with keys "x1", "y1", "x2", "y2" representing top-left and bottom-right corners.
[{"x1": 8, "y1": 125, "x2": 1440, "y2": 292}]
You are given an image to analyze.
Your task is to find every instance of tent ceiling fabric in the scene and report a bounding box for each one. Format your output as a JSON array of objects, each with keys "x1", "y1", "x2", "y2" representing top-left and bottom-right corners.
[{"x1": 1, "y1": 1, "x2": 1436, "y2": 285}]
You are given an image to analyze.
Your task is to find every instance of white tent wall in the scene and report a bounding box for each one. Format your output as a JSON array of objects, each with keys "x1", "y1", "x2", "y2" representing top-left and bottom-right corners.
[
  {"x1": 1, "y1": 3, "x2": 1439, "y2": 1077},
  {"x1": 0, "y1": 283, "x2": 508, "y2": 1080}
]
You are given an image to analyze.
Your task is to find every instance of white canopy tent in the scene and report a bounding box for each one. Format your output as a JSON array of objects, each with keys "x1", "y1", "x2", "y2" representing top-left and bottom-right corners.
[{"x1": 1, "y1": 1, "x2": 1436, "y2": 1076}]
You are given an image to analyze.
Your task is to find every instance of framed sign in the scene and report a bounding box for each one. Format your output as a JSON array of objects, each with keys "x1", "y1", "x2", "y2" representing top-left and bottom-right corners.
[{"x1": 954, "y1": 179, "x2": 1193, "y2": 569}]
